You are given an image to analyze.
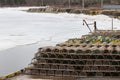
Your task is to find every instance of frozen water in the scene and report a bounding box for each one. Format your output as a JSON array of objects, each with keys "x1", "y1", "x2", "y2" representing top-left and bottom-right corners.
[
  {"x1": 0, "y1": 7, "x2": 120, "y2": 76},
  {"x1": 0, "y1": 7, "x2": 119, "y2": 51}
]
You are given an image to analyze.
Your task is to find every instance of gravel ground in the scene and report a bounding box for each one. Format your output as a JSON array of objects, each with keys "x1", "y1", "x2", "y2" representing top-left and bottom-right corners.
[
  {"x1": 9, "y1": 75, "x2": 120, "y2": 80},
  {"x1": 9, "y1": 75, "x2": 51, "y2": 80},
  {"x1": 75, "y1": 78, "x2": 120, "y2": 80}
]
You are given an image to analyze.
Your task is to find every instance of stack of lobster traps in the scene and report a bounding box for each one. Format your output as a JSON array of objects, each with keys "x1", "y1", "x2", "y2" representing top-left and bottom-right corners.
[{"x1": 25, "y1": 30, "x2": 120, "y2": 78}]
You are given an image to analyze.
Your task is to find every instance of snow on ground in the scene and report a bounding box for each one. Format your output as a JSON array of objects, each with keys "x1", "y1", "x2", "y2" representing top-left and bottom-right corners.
[
  {"x1": 0, "y1": 7, "x2": 120, "y2": 77},
  {"x1": 11, "y1": 75, "x2": 51, "y2": 80},
  {"x1": 0, "y1": 7, "x2": 120, "y2": 51}
]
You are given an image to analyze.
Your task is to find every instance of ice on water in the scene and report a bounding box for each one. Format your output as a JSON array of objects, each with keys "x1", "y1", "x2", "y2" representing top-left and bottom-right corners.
[{"x1": 0, "y1": 7, "x2": 119, "y2": 51}]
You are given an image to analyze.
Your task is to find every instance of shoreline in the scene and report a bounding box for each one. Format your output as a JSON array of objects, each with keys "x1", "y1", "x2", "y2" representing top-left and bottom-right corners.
[
  {"x1": 27, "y1": 7, "x2": 120, "y2": 18},
  {"x1": 0, "y1": 40, "x2": 56, "y2": 76}
]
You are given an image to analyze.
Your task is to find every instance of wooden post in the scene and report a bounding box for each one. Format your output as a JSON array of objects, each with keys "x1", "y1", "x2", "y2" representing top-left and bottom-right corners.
[{"x1": 94, "y1": 21, "x2": 97, "y2": 32}]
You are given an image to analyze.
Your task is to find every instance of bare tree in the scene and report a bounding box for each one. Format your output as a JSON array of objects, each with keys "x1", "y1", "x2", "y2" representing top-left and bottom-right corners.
[{"x1": 0, "y1": 0, "x2": 120, "y2": 7}]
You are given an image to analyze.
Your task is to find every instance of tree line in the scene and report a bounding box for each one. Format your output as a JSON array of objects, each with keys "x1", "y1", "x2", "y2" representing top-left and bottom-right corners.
[{"x1": 0, "y1": 0, "x2": 120, "y2": 7}]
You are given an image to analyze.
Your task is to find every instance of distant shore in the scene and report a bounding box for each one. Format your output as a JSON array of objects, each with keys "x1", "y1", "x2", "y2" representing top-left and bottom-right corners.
[{"x1": 26, "y1": 7, "x2": 120, "y2": 18}]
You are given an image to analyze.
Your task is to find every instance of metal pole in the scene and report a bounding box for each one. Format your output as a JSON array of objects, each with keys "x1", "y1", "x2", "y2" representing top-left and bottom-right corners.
[
  {"x1": 82, "y1": 0, "x2": 85, "y2": 9},
  {"x1": 83, "y1": 20, "x2": 92, "y2": 33},
  {"x1": 112, "y1": 18, "x2": 113, "y2": 30}
]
